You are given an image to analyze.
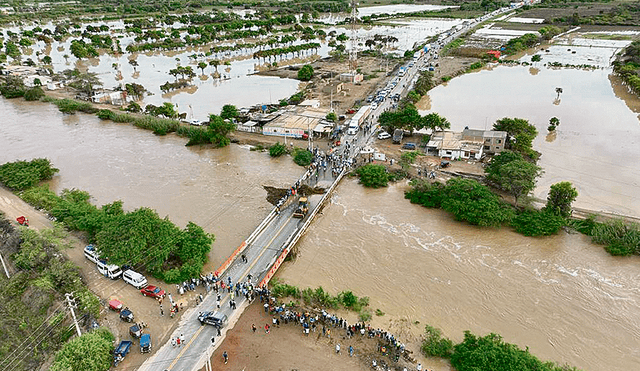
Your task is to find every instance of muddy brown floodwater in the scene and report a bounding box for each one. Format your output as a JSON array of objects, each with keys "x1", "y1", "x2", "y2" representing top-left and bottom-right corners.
[
  {"x1": 0, "y1": 98, "x2": 302, "y2": 270},
  {"x1": 276, "y1": 180, "x2": 640, "y2": 371}
]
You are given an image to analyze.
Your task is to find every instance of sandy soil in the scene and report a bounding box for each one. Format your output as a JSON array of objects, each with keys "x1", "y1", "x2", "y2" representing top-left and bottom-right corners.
[
  {"x1": 0, "y1": 185, "x2": 194, "y2": 371},
  {"x1": 201, "y1": 302, "x2": 424, "y2": 371}
]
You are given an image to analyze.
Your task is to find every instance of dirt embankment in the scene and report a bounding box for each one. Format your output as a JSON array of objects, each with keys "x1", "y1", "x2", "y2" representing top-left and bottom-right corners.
[{"x1": 201, "y1": 301, "x2": 423, "y2": 371}]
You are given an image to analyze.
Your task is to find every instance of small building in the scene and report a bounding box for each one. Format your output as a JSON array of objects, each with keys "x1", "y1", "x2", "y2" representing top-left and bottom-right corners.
[
  {"x1": 263, "y1": 107, "x2": 327, "y2": 138},
  {"x1": 236, "y1": 120, "x2": 261, "y2": 133},
  {"x1": 339, "y1": 73, "x2": 364, "y2": 83},
  {"x1": 299, "y1": 99, "x2": 321, "y2": 109},
  {"x1": 461, "y1": 129, "x2": 507, "y2": 154},
  {"x1": 322, "y1": 81, "x2": 343, "y2": 95},
  {"x1": 426, "y1": 131, "x2": 484, "y2": 160}
]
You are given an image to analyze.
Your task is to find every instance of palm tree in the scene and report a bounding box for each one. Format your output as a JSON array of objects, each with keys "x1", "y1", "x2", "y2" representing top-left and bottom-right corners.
[
  {"x1": 555, "y1": 87, "x2": 563, "y2": 99},
  {"x1": 198, "y1": 61, "x2": 207, "y2": 75},
  {"x1": 209, "y1": 59, "x2": 220, "y2": 73}
]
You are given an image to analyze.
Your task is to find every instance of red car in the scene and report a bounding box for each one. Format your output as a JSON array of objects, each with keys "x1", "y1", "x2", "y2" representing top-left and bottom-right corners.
[{"x1": 140, "y1": 285, "x2": 165, "y2": 299}]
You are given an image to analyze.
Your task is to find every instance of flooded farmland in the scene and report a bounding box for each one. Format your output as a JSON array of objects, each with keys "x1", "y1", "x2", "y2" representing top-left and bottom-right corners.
[{"x1": 420, "y1": 40, "x2": 640, "y2": 218}]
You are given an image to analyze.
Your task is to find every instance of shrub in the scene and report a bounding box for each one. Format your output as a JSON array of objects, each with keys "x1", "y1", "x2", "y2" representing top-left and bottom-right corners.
[
  {"x1": 0, "y1": 158, "x2": 59, "y2": 191},
  {"x1": 292, "y1": 148, "x2": 313, "y2": 166},
  {"x1": 269, "y1": 142, "x2": 287, "y2": 157},
  {"x1": 510, "y1": 209, "x2": 566, "y2": 237},
  {"x1": 19, "y1": 185, "x2": 61, "y2": 211},
  {"x1": 421, "y1": 325, "x2": 454, "y2": 358},
  {"x1": 24, "y1": 86, "x2": 45, "y2": 101},
  {"x1": 356, "y1": 164, "x2": 388, "y2": 188},
  {"x1": 591, "y1": 219, "x2": 640, "y2": 256},
  {"x1": 50, "y1": 98, "x2": 98, "y2": 114},
  {"x1": 297, "y1": 64, "x2": 314, "y2": 81},
  {"x1": 440, "y1": 178, "x2": 514, "y2": 227}
]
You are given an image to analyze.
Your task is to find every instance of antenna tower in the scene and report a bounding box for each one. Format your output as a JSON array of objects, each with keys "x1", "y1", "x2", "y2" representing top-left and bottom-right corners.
[{"x1": 349, "y1": 0, "x2": 358, "y2": 73}]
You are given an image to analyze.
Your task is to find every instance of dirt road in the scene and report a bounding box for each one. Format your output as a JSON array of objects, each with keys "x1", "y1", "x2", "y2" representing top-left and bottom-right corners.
[{"x1": 0, "y1": 185, "x2": 197, "y2": 371}]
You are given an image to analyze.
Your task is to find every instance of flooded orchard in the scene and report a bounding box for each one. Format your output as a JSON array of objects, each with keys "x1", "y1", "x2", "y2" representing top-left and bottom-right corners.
[
  {"x1": 276, "y1": 180, "x2": 640, "y2": 371},
  {"x1": 0, "y1": 98, "x2": 301, "y2": 268}
]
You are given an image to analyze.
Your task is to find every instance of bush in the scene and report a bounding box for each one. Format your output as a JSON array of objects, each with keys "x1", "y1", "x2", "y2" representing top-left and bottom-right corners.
[
  {"x1": 510, "y1": 209, "x2": 566, "y2": 237},
  {"x1": 19, "y1": 185, "x2": 61, "y2": 210},
  {"x1": 421, "y1": 325, "x2": 454, "y2": 358},
  {"x1": 49, "y1": 98, "x2": 98, "y2": 114},
  {"x1": 24, "y1": 86, "x2": 45, "y2": 101},
  {"x1": 297, "y1": 64, "x2": 314, "y2": 81},
  {"x1": 269, "y1": 142, "x2": 287, "y2": 157},
  {"x1": 292, "y1": 148, "x2": 313, "y2": 166},
  {"x1": 356, "y1": 164, "x2": 388, "y2": 188},
  {"x1": 0, "y1": 158, "x2": 59, "y2": 191},
  {"x1": 591, "y1": 219, "x2": 640, "y2": 256},
  {"x1": 440, "y1": 178, "x2": 514, "y2": 227}
]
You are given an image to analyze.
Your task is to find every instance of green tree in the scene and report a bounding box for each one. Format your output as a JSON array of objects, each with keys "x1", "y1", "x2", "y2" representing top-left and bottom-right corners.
[
  {"x1": 493, "y1": 160, "x2": 542, "y2": 205},
  {"x1": 67, "y1": 71, "x2": 102, "y2": 96},
  {"x1": 292, "y1": 148, "x2": 313, "y2": 166},
  {"x1": 269, "y1": 142, "x2": 287, "y2": 157},
  {"x1": 379, "y1": 105, "x2": 422, "y2": 133},
  {"x1": 485, "y1": 150, "x2": 523, "y2": 184},
  {"x1": 422, "y1": 112, "x2": 451, "y2": 133},
  {"x1": 42, "y1": 55, "x2": 52, "y2": 64},
  {"x1": 440, "y1": 178, "x2": 514, "y2": 227},
  {"x1": 125, "y1": 101, "x2": 142, "y2": 113},
  {"x1": 493, "y1": 117, "x2": 538, "y2": 156},
  {"x1": 326, "y1": 112, "x2": 337, "y2": 122},
  {"x1": 356, "y1": 164, "x2": 389, "y2": 188},
  {"x1": 0, "y1": 158, "x2": 59, "y2": 191},
  {"x1": 207, "y1": 114, "x2": 235, "y2": 147},
  {"x1": 49, "y1": 328, "x2": 114, "y2": 371},
  {"x1": 544, "y1": 181, "x2": 578, "y2": 218},
  {"x1": 297, "y1": 64, "x2": 314, "y2": 81},
  {"x1": 0, "y1": 75, "x2": 26, "y2": 98},
  {"x1": 548, "y1": 116, "x2": 560, "y2": 132},
  {"x1": 220, "y1": 104, "x2": 238, "y2": 120}
]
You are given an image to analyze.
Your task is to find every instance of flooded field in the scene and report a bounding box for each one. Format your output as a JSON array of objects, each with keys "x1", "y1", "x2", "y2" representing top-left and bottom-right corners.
[
  {"x1": 277, "y1": 180, "x2": 640, "y2": 371},
  {"x1": 420, "y1": 62, "x2": 640, "y2": 217},
  {"x1": 0, "y1": 98, "x2": 302, "y2": 268}
]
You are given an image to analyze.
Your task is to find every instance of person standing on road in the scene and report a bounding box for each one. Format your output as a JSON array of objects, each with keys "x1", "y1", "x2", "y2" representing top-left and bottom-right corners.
[
  {"x1": 223, "y1": 351, "x2": 228, "y2": 364},
  {"x1": 252, "y1": 324, "x2": 257, "y2": 333},
  {"x1": 336, "y1": 343, "x2": 341, "y2": 354},
  {"x1": 180, "y1": 334, "x2": 185, "y2": 346},
  {"x1": 160, "y1": 304, "x2": 164, "y2": 316}
]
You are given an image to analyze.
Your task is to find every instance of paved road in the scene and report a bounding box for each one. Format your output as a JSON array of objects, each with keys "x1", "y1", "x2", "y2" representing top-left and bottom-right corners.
[{"x1": 138, "y1": 4, "x2": 534, "y2": 370}]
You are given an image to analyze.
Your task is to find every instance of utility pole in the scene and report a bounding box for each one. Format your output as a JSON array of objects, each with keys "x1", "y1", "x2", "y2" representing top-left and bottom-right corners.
[
  {"x1": 349, "y1": 0, "x2": 358, "y2": 74},
  {"x1": 0, "y1": 250, "x2": 10, "y2": 278},
  {"x1": 65, "y1": 293, "x2": 82, "y2": 337}
]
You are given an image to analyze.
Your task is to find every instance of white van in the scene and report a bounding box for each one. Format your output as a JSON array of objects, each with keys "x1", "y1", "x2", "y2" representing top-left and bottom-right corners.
[
  {"x1": 122, "y1": 269, "x2": 148, "y2": 289},
  {"x1": 83, "y1": 245, "x2": 100, "y2": 264},
  {"x1": 347, "y1": 125, "x2": 359, "y2": 135},
  {"x1": 97, "y1": 260, "x2": 122, "y2": 280}
]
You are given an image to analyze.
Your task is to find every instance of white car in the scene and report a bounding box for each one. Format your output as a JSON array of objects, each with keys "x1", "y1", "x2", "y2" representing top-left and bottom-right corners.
[
  {"x1": 371, "y1": 102, "x2": 378, "y2": 110},
  {"x1": 378, "y1": 132, "x2": 391, "y2": 140},
  {"x1": 84, "y1": 244, "x2": 100, "y2": 263}
]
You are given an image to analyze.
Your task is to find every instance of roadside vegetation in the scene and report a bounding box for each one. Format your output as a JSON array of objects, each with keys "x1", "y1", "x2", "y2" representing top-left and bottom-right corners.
[
  {"x1": 0, "y1": 213, "x2": 106, "y2": 371},
  {"x1": 420, "y1": 325, "x2": 581, "y2": 371},
  {"x1": 613, "y1": 40, "x2": 640, "y2": 96},
  {"x1": 270, "y1": 278, "x2": 372, "y2": 321},
  {"x1": 0, "y1": 158, "x2": 214, "y2": 283}
]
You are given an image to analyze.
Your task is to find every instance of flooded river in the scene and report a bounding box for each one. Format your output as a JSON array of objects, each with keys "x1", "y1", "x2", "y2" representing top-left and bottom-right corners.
[
  {"x1": 420, "y1": 65, "x2": 640, "y2": 217},
  {"x1": 276, "y1": 180, "x2": 640, "y2": 371},
  {"x1": 0, "y1": 98, "x2": 301, "y2": 268}
]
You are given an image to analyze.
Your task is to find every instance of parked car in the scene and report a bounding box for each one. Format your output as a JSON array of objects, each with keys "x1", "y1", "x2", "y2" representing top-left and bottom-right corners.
[
  {"x1": 140, "y1": 285, "x2": 166, "y2": 299},
  {"x1": 392, "y1": 129, "x2": 404, "y2": 144},
  {"x1": 123, "y1": 269, "x2": 148, "y2": 289},
  {"x1": 129, "y1": 324, "x2": 142, "y2": 339},
  {"x1": 377, "y1": 132, "x2": 391, "y2": 140},
  {"x1": 83, "y1": 245, "x2": 100, "y2": 264},
  {"x1": 109, "y1": 299, "x2": 123, "y2": 312},
  {"x1": 198, "y1": 311, "x2": 228, "y2": 328},
  {"x1": 114, "y1": 340, "x2": 132, "y2": 366},
  {"x1": 140, "y1": 334, "x2": 152, "y2": 353},
  {"x1": 120, "y1": 307, "x2": 134, "y2": 322},
  {"x1": 440, "y1": 160, "x2": 450, "y2": 168},
  {"x1": 402, "y1": 142, "x2": 417, "y2": 150},
  {"x1": 97, "y1": 259, "x2": 122, "y2": 280},
  {"x1": 371, "y1": 102, "x2": 378, "y2": 110}
]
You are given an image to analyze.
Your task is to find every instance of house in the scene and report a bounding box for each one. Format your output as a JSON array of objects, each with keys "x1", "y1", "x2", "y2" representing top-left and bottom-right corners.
[
  {"x1": 322, "y1": 81, "x2": 343, "y2": 95},
  {"x1": 262, "y1": 107, "x2": 327, "y2": 138},
  {"x1": 461, "y1": 129, "x2": 507, "y2": 154},
  {"x1": 426, "y1": 131, "x2": 484, "y2": 160}
]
